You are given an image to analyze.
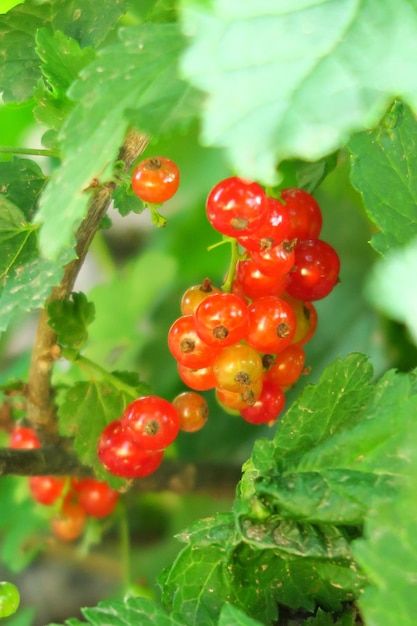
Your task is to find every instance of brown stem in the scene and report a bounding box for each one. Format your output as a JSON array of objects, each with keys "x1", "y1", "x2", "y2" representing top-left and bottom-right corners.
[
  {"x1": 26, "y1": 130, "x2": 149, "y2": 445},
  {"x1": 0, "y1": 449, "x2": 241, "y2": 498}
]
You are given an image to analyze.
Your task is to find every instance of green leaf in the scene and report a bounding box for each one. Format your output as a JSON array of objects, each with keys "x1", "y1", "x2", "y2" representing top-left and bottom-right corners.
[
  {"x1": 57, "y1": 377, "x2": 149, "y2": 486},
  {"x1": 0, "y1": 157, "x2": 46, "y2": 219},
  {"x1": 47, "y1": 292, "x2": 95, "y2": 349},
  {"x1": 35, "y1": 22, "x2": 198, "y2": 260},
  {"x1": 0, "y1": 1, "x2": 50, "y2": 102},
  {"x1": 218, "y1": 605, "x2": 264, "y2": 626},
  {"x1": 180, "y1": 0, "x2": 417, "y2": 184},
  {"x1": 349, "y1": 101, "x2": 417, "y2": 254},
  {"x1": 365, "y1": 237, "x2": 417, "y2": 345},
  {"x1": 34, "y1": 28, "x2": 96, "y2": 135},
  {"x1": 0, "y1": 196, "x2": 70, "y2": 333},
  {"x1": 353, "y1": 421, "x2": 417, "y2": 626},
  {"x1": 50, "y1": 0, "x2": 128, "y2": 48},
  {"x1": 55, "y1": 596, "x2": 186, "y2": 626},
  {"x1": 111, "y1": 184, "x2": 144, "y2": 217},
  {"x1": 273, "y1": 353, "x2": 374, "y2": 460}
]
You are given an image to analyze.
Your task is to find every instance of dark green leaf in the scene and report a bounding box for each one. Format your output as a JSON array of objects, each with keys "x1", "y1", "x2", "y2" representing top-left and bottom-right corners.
[
  {"x1": 0, "y1": 196, "x2": 68, "y2": 333},
  {"x1": 47, "y1": 292, "x2": 95, "y2": 349},
  {"x1": 0, "y1": 1, "x2": 50, "y2": 102},
  {"x1": 51, "y1": 0, "x2": 128, "y2": 48},
  {"x1": 0, "y1": 157, "x2": 46, "y2": 218},
  {"x1": 180, "y1": 0, "x2": 417, "y2": 183},
  {"x1": 349, "y1": 101, "x2": 417, "y2": 254},
  {"x1": 111, "y1": 185, "x2": 144, "y2": 217},
  {"x1": 54, "y1": 596, "x2": 186, "y2": 626},
  {"x1": 353, "y1": 421, "x2": 417, "y2": 626},
  {"x1": 34, "y1": 28, "x2": 96, "y2": 133}
]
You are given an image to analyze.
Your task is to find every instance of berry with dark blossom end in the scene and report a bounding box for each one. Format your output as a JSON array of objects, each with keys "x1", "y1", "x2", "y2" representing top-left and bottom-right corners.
[
  {"x1": 121, "y1": 396, "x2": 180, "y2": 451},
  {"x1": 131, "y1": 156, "x2": 180, "y2": 204}
]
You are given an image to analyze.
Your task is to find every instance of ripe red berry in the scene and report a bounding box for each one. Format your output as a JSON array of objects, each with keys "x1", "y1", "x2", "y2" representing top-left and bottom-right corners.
[
  {"x1": 172, "y1": 391, "x2": 209, "y2": 433},
  {"x1": 250, "y1": 240, "x2": 296, "y2": 277},
  {"x1": 131, "y1": 156, "x2": 180, "y2": 204},
  {"x1": 29, "y1": 475, "x2": 65, "y2": 506},
  {"x1": 234, "y1": 258, "x2": 289, "y2": 300},
  {"x1": 246, "y1": 296, "x2": 296, "y2": 354},
  {"x1": 237, "y1": 196, "x2": 291, "y2": 252},
  {"x1": 97, "y1": 420, "x2": 164, "y2": 479},
  {"x1": 194, "y1": 292, "x2": 249, "y2": 348},
  {"x1": 9, "y1": 426, "x2": 40, "y2": 449},
  {"x1": 74, "y1": 478, "x2": 119, "y2": 519},
  {"x1": 177, "y1": 363, "x2": 217, "y2": 391},
  {"x1": 286, "y1": 239, "x2": 340, "y2": 301},
  {"x1": 206, "y1": 177, "x2": 268, "y2": 237},
  {"x1": 263, "y1": 344, "x2": 306, "y2": 388},
  {"x1": 280, "y1": 188, "x2": 323, "y2": 240},
  {"x1": 168, "y1": 315, "x2": 221, "y2": 368},
  {"x1": 240, "y1": 381, "x2": 285, "y2": 425},
  {"x1": 121, "y1": 396, "x2": 180, "y2": 451}
]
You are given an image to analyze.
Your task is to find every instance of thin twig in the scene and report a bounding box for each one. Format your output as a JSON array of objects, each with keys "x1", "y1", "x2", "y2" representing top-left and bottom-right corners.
[{"x1": 26, "y1": 130, "x2": 149, "y2": 445}]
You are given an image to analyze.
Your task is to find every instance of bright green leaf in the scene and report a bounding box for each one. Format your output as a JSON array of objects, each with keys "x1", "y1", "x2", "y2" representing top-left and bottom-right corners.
[
  {"x1": 179, "y1": 0, "x2": 417, "y2": 183},
  {"x1": 349, "y1": 101, "x2": 417, "y2": 254},
  {"x1": 47, "y1": 291, "x2": 95, "y2": 349},
  {"x1": 218, "y1": 604, "x2": 264, "y2": 626},
  {"x1": 36, "y1": 23, "x2": 197, "y2": 260}
]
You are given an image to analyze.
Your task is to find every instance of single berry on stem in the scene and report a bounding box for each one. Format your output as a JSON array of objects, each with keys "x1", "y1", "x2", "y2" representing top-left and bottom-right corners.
[
  {"x1": 121, "y1": 395, "x2": 180, "y2": 451},
  {"x1": 194, "y1": 292, "x2": 249, "y2": 348},
  {"x1": 172, "y1": 391, "x2": 209, "y2": 433},
  {"x1": 131, "y1": 156, "x2": 180, "y2": 204},
  {"x1": 286, "y1": 239, "x2": 340, "y2": 301},
  {"x1": 206, "y1": 177, "x2": 268, "y2": 238}
]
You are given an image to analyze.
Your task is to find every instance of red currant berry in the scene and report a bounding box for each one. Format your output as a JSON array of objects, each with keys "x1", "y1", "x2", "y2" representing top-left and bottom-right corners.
[
  {"x1": 9, "y1": 426, "x2": 40, "y2": 449},
  {"x1": 131, "y1": 156, "x2": 180, "y2": 204},
  {"x1": 213, "y1": 343, "x2": 263, "y2": 392},
  {"x1": 263, "y1": 344, "x2": 306, "y2": 388},
  {"x1": 240, "y1": 381, "x2": 285, "y2": 425},
  {"x1": 250, "y1": 240, "x2": 296, "y2": 277},
  {"x1": 172, "y1": 391, "x2": 209, "y2": 433},
  {"x1": 51, "y1": 495, "x2": 87, "y2": 542},
  {"x1": 237, "y1": 196, "x2": 291, "y2": 252},
  {"x1": 280, "y1": 188, "x2": 322, "y2": 240},
  {"x1": 234, "y1": 259, "x2": 289, "y2": 300},
  {"x1": 74, "y1": 478, "x2": 119, "y2": 519},
  {"x1": 180, "y1": 279, "x2": 221, "y2": 315},
  {"x1": 29, "y1": 475, "x2": 65, "y2": 506},
  {"x1": 121, "y1": 396, "x2": 180, "y2": 451},
  {"x1": 206, "y1": 177, "x2": 268, "y2": 237},
  {"x1": 286, "y1": 239, "x2": 340, "y2": 301},
  {"x1": 194, "y1": 292, "x2": 249, "y2": 348},
  {"x1": 246, "y1": 296, "x2": 296, "y2": 354},
  {"x1": 177, "y1": 363, "x2": 217, "y2": 391},
  {"x1": 168, "y1": 315, "x2": 221, "y2": 368},
  {"x1": 216, "y1": 379, "x2": 263, "y2": 411},
  {"x1": 97, "y1": 420, "x2": 164, "y2": 479}
]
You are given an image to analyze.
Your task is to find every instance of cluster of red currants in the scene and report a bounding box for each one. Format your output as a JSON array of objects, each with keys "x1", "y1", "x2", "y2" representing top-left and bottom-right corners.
[
  {"x1": 168, "y1": 178, "x2": 340, "y2": 425},
  {"x1": 9, "y1": 425, "x2": 119, "y2": 541},
  {"x1": 97, "y1": 392, "x2": 208, "y2": 479}
]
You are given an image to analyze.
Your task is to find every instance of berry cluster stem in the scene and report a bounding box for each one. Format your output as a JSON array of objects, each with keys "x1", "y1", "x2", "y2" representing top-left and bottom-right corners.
[{"x1": 222, "y1": 238, "x2": 240, "y2": 293}]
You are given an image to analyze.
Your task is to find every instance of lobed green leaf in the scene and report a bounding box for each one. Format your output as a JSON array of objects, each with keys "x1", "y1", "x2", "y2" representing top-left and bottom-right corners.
[
  {"x1": 179, "y1": 0, "x2": 417, "y2": 184},
  {"x1": 47, "y1": 292, "x2": 95, "y2": 350},
  {"x1": 349, "y1": 101, "x2": 417, "y2": 255}
]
